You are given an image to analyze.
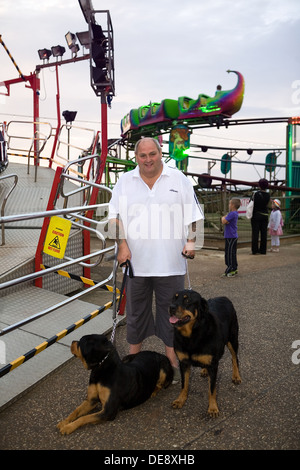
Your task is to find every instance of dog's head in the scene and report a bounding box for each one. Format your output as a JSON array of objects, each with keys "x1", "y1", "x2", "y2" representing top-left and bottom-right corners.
[
  {"x1": 169, "y1": 289, "x2": 208, "y2": 329},
  {"x1": 71, "y1": 334, "x2": 114, "y2": 370}
]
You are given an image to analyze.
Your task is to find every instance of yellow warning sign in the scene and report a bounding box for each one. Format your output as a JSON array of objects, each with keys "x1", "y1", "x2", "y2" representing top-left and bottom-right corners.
[{"x1": 43, "y1": 216, "x2": 72, "y2": 259}]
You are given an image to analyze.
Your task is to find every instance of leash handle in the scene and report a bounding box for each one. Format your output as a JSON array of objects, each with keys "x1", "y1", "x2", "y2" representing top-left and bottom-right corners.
[
  {"x1": 117, "y1": 259, "x2": 133, "y2": 313},
  {"x1": 120, "y1": 259, "x2": 134, "y2": 278}
]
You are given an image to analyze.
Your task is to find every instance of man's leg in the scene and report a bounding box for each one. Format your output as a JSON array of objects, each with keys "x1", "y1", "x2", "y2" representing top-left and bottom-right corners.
[
  {"x1": 154, "y1": 275, "x2": 185, "y2": 367},
  {"x1": 129, "y1": 342, "x2": 142, "y2": 354},
  {"x1": 125, "y1": 276, "x2": 155, "y2": 349}
]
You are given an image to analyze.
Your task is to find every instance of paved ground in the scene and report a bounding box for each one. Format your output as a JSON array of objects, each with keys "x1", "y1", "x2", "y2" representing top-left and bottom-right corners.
[{"x1": 0, "y1": 244, "x2": 299, "y2": 452}]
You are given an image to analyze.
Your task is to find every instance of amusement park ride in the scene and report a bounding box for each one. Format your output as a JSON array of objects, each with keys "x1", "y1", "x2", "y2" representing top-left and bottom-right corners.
[{"x1": 0, "y1": 0, "x2": 299, "y2": 189}]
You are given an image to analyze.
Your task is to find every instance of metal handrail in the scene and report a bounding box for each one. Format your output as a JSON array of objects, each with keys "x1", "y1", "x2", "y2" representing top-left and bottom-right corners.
[
  {"x1": 60, "y1": 154, "x2": 108, "y2": 199},
  {"x1": 0, "y1": 246, "x2": 116, "y2": 336},
  {"x1": 0, "y1": 202, "x2": 110, "y2": 268},
  {"x1": 0, "y1": 202, "x2": 117, "y2": 337},
  {"x1": 0, "y1": 173, "x2": 18, "y2": 245},
  {"x1": 55, "y1": 124, "x2": 96, "y2": 162},
  {"x1": 6, "y1": 120, "x2": 52, "y2": 154}
]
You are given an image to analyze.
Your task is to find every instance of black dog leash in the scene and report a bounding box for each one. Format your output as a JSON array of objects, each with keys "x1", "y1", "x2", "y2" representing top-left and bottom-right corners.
[
  {"x1": 117, "y1": 259, "x2": 134, "y2": 313},
  {"x1": 110, "y1": 259, "x2": 134, "y2": 344}
]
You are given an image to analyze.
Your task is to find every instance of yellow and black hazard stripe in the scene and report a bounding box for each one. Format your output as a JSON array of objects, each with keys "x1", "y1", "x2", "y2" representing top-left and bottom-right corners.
[
  {"x1": 0, "y1": 300, "x2": 116, "y2": 379},
  {"x1": 40, "y1": 264, "x2": 120, "y2": 294},
  {"x1": 0, "y1": 35, "x2": 25, "y2": 81},
  {"x1": 8, "y1": 153, "x2": 49, "y2": 160}
]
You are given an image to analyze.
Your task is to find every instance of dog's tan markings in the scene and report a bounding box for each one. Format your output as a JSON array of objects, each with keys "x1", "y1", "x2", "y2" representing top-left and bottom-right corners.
[
  {"x1": 175, "y1": 350, "x2": 189, "y2": 362},
  {"x1": 57, "y1": 385, "x2": 112, "y2": 435},
  {"x1": 71, "y1": 342, "x2": 89, "y2": 369},
  {"x1": 172, "y1": 367, "x2": 190, "y2": 409},
  {"x1": 57, "y1": 384, "x2": 100, "y2": 434},
  {"x1": 97, "y1": 384, "x2": 111, "y2": 407},
  {"x1": 176, "y1": 310, "x2": 196, "y2": 337},
  {"x1": 191, "y1": 354, "x2": 213, "y2": 365},
  {"x1": 151, "y1": 370, "x2": 167, "y2": 397},
  {"x1": 70, "y1": 341, "x2": 78, "y2": 356},
  {"x1": 207, "y1": 378, "x2": 219, "y2": 418},
  {"x1": 227, "y1": 342, "x2": 242, "y2": 384}
]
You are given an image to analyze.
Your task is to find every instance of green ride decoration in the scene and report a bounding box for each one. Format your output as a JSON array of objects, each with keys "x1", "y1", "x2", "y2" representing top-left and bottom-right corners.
[{"x1": 169, "y1": 125, "x2": 191, "y2": 161}]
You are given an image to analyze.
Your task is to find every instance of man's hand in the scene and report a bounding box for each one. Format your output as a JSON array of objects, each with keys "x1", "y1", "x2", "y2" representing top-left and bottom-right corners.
[
  {"x1": 117, "y1": 240, "x2": 131, "y2": 264},
  {"x1": 182, "y1": 241, "x2": 195, "y2": 259}
]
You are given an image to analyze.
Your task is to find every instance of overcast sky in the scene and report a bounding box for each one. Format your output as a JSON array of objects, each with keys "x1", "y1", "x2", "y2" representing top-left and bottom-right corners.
[{"x1": 1, "y1": 0, "x2": 299, "y2": 181}]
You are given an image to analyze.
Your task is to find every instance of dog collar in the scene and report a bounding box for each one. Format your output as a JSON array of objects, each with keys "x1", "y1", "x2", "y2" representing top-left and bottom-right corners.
[{"x1": 90, "y1": 351, "x2": 110, "y2": 369}]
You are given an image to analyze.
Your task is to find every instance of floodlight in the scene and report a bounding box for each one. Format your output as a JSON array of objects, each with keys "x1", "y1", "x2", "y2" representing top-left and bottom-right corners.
[
  {"x1": 62, "y1": 110, "x2": 77, "y2": 123},
  {"x1": 76, "y1": 31, "x2": 90, "y2": 48},
  {"x1": 65, "y1": 31, "x2": 76, "y2": 48},
  {"x1": 38, "y1": 49, "x2": 52, "y2": 61},
  {"x1": 65, "y1": 31, "x2": 80, "y2": 56},
  {"x1": 51, "y1": 45, "x2": 66, "y2": 58}
]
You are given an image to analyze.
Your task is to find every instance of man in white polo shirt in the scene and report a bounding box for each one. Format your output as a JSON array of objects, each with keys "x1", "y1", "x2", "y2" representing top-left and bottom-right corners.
[{"x1": 108, "y1": 137, "x2": 203, "y2": 375}]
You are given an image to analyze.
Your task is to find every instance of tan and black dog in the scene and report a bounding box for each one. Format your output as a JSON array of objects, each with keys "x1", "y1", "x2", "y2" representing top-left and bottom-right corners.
[
  {"x1": 169, "y1": 289, "x2": 241, "y2": 417},
  {"x1": 57, "y1": 334, "x2": 173, "y2": 434}
]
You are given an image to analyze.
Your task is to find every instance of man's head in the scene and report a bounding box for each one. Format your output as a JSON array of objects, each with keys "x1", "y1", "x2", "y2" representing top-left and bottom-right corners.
[{"x1": 134, "y1": 137, "x2": 163, "y2": 180}]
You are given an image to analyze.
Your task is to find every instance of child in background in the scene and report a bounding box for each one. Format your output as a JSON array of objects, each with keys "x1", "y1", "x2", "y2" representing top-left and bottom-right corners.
[
  {"x1": 268, "y1": 199, "x2": 283, "y2": 252},
  {"x1": 221, "y1": 198, "x2": 241, "y2": 277}
]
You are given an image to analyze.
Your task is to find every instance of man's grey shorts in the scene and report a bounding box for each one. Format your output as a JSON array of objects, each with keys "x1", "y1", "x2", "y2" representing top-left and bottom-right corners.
[{"x1": 125, "y1": 275, "x2": 185, "y2": 347}]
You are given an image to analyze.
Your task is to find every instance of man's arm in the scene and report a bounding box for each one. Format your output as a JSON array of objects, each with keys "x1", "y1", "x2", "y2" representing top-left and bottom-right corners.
[
  {"x1": 108, "y1": 217, "x2": 131, "y2": 264},
  {"x1": 182, "y1": 221, "x2": 197, "y2": 259}
]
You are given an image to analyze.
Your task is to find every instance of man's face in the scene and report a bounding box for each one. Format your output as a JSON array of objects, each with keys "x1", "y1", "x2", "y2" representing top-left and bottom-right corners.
[{"x1": 135, "y1": 139, "x2": 163, "y2": 179}]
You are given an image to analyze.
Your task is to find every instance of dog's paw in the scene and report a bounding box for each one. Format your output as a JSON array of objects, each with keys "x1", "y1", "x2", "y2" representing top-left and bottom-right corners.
[
  {"x1": 57, "y1": 419, "x2": 68, "y2": 431},
  {"x1": 232, "y1": 373, "x2": 242, "y2": 385},
  {"x1": 58, "y1": 423, "x2": 75, "y2": 435},
  {"x1": 208, "y1": 404, "x2": 220, "y2": 418},
  {"x1": 172, "y1": 398, "x2": 185, "y2": 409}
]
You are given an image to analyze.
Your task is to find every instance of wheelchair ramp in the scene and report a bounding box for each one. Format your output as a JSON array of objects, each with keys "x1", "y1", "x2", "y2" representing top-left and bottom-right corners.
[{"x1": 0, "y1": 286, "x2": 115, "y2": 410}]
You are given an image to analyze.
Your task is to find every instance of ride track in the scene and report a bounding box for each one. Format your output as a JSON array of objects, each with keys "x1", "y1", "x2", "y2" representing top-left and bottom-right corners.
[{"x1": 120, "y1": 70, "x2": 245, "y2": 142}]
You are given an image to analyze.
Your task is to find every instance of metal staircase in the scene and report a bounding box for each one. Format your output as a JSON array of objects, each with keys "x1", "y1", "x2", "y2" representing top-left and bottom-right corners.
[{"x1": 0, "y1": 160, "x2": 119, "y2": 410}]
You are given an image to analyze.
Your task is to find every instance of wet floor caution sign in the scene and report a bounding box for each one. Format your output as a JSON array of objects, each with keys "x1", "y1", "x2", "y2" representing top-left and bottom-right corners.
[{"x1": 43, "y1": 216, "x2": 72, "y2": 259}]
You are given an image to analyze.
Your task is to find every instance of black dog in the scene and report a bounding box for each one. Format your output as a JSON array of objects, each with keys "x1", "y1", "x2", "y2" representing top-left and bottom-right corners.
[
  {"x1": 57, "y1": 334, "x2": 173, "y2": 434},
  {"x1": 169, "y1": 289, "x2": 241, "y2": 417}
]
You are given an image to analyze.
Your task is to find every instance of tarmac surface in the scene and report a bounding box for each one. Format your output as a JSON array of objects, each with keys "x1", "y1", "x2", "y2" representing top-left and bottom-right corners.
[{"x1": 1, "y1": 243, "x2": 299, "y2": 452}]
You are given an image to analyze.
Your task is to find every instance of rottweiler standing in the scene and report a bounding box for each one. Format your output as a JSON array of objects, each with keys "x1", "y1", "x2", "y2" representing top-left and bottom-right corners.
[
  {"x1": 169, "y1": 289, "x2": 242, "y2": 417},
  {"x1": 57, "y1": 334, "x2": 173, "y2": 434}
]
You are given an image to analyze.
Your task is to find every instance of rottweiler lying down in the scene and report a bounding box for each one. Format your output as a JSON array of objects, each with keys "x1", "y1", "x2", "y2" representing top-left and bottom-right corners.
[
  {"x1": 169, "y1": 289, "x2": 241, "y2": 417},
  {"x1": 57, "y1": 334, "x2": 173, "y2": 434}
]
